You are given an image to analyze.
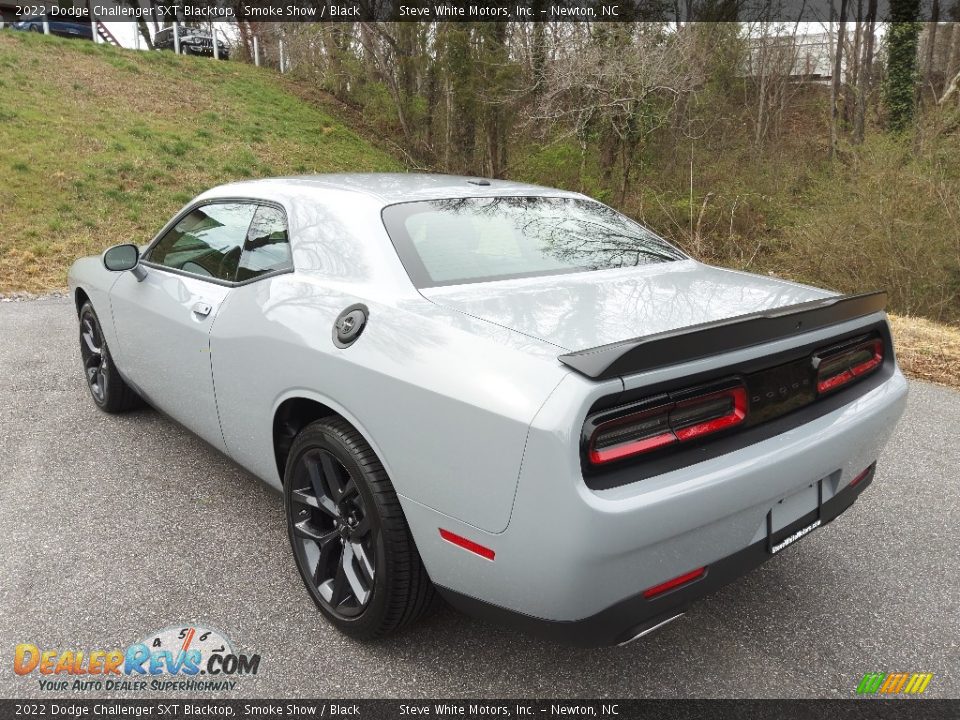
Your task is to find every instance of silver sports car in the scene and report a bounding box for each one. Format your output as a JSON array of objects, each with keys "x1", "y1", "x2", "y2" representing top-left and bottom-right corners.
[{"x1": 68, "y1": 174, "x2": 907, "y2": 645}]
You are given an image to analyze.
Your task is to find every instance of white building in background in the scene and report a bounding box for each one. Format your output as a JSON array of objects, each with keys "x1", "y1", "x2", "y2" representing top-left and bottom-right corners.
[{"x1": 745, "y1": 30, "x2": 837, "y2": 83}]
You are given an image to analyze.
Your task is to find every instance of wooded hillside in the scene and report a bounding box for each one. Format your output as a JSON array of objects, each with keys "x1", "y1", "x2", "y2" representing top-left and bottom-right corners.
[{"x1": 249, "y1": 18, "x2": 960, "y2": 324}]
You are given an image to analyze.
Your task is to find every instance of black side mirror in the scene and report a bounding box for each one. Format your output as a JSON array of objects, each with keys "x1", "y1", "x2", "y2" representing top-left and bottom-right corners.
[{"x1": 103, "y1": 244, "x2": 147, "y2": 281}]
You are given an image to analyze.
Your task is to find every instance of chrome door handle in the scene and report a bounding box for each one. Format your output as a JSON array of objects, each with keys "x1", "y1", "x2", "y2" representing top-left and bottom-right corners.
[{"x1": 192, "y1": 302, "x2": 212, "y2": 317}]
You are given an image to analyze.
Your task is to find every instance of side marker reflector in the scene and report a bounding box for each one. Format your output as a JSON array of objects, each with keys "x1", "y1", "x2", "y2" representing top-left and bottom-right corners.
[
  {"x1": 439, "y1": 529, "x2": 495, "y2": 561},
  {"x1": 850, "y1": 465, "x2": 873, "y2": 487},
  {"x1": 642, "y1": 566, "x2": 706, "y2": 599}
]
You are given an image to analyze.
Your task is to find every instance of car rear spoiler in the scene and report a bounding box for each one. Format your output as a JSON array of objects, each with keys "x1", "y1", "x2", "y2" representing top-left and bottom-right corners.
[{"x1": 558, "y1": 291, "x2": 888, "y2": 380}]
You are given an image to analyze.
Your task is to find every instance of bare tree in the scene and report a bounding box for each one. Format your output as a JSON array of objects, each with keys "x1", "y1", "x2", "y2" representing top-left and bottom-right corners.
[
  {"x1": 922, "y1": 0, "x2": 942, "y2": 97},
  {"x1": 853, "y1": 0, "x2": 878, "y2": 143},
  {"x1": 746, "y1": 22, "x2": 806, "y2": 148},
  {"x1": 941, "y1": 21, "x2": 960, "y2": 103},
  {"x1": 830, "y1": 1, "x2": 850, "y2": 158},
  {"x1": 531, "y1": 24, "x2": 703, "y2": 194}
]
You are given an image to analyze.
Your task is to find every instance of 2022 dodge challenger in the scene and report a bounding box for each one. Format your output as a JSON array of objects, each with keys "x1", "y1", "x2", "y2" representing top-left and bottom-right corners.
[{"x1": 68, "y1": 174, "x2": 907, "y2": 646}]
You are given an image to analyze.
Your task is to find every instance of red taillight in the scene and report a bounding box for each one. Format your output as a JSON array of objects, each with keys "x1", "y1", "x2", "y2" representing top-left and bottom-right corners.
[
  {"x1": 673, "y1": 387, "x2": 747, "y2": 442},
  {"x1": 439, "y1": 529, "x2": 495, "y2": 561},
  {"x1": 643, "y1": 567, "x2": 707, "y2": 599},
  {"x1": 589, "y1": 384, "x2": 747, "y2": 465},
  {"x1": 815, "y1": 338, "x2": 883, "y2": 395},
  {"x1": 588, "y1": 403, "x2": 676, "y2": 464}
]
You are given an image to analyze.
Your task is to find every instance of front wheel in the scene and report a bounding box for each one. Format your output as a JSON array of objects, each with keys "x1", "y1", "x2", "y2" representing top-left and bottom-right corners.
[
  {"x1": 284, "y1": 418, "x2": 438, "y2": 639},
  {"x1": 78, "y1": 301, "x2": 142, "y2": 413}
]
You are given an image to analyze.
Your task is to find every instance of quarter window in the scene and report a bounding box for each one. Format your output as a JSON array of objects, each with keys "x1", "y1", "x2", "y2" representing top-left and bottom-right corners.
[
  {"x1": 237, "y1": 205, "x2": 293, "y2": 281},
  {"x1": 147, "y1": 203, "x2": 257, "y2": 282}
]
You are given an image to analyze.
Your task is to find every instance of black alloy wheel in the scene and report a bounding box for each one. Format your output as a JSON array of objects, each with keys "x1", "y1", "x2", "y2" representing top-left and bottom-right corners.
[
  {"x1": 80, "y1": 306, "x2": 109, "y2": 406},
  {"x1": 284, "y1": 418, "x2": 438, "y2": 639},
  {"x1": 78, "y1": 302, "x2": 142, "y2": 413},
  {"x1": 289, "y1": 447, "x2": 377, "y2": 618}
]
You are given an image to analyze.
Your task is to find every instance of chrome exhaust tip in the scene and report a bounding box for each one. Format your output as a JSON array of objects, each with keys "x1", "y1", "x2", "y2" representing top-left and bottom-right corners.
[{"x1": 617, "y1": 612, "x2": 685, "y2": 646}]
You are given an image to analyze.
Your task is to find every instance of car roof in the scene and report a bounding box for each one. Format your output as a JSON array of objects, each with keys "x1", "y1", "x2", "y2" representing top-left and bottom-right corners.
[{"x1": 202, "y1": 173, "x2": 585, "y2": 207}]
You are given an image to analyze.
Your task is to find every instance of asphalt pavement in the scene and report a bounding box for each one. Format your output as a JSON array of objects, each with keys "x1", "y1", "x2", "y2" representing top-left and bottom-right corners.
[{"x1": 1, "y1": 296, "x2": 958, "y2": 699}]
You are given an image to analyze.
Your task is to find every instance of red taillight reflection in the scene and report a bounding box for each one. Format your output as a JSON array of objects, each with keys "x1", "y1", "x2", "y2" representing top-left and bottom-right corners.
[
  {"x1": 643, "y1": 567, "x2": 707, "y2": 599},
  {"x1": 589, "y1": 384, "x2": 747, "y2": 465},
  {"x1": 816, "y1": 338, "x2": 883, "y2": 395}
]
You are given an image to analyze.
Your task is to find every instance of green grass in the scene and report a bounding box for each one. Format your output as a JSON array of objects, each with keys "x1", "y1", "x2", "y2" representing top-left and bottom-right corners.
[{"x1": 0, "y1": 32, "x2": 402, "y2": 293}]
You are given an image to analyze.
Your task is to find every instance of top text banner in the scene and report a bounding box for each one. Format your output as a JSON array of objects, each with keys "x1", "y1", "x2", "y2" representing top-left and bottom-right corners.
[{"x1": 22, "y1": 1, "x2": 944, "y2": 23}]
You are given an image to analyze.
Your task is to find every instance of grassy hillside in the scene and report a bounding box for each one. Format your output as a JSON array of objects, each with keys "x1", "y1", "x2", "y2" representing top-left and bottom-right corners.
[{"x1": 0, "y1": 31, "x2": 402, "y2": 293}]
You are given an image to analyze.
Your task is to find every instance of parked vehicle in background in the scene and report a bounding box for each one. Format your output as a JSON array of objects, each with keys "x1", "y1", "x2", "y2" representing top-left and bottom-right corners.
[
  {"x1": 10, "y1": 16, "x2": 93, "y2": 41},
  {"x1": 154, "y1": 26, "x2": 229, "y2": 59}
]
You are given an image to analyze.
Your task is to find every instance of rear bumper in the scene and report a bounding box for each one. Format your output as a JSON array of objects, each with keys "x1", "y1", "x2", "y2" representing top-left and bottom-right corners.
[
  {"x1": 438, "y1": 466, "x2": 875, "y2": 647},
  {"x1": 403, "y1": 353, "x2": 906, "y2": 638}
]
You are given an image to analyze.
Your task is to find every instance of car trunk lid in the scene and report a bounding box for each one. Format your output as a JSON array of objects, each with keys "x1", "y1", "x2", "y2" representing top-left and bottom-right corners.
[{"x1": 419, "y1": 260, "x2": 835, "y2": 354}]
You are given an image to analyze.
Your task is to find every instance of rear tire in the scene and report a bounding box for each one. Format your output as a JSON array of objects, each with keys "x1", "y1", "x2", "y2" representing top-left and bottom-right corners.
[
  {"x1": 78, "y1": 301, "x2": 143, "y2": 413},
  {"x1": 284, "y1": 417, "x2": 438, "y2": 639}
]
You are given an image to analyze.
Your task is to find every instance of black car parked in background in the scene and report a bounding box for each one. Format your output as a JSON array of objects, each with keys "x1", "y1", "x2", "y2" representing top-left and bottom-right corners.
[
  {"x1": 10, "y1": 16, "x2": 93, "y2": 40},
  {"x1": 154, "y1": 26, "x2": 229, "y2": 59}
]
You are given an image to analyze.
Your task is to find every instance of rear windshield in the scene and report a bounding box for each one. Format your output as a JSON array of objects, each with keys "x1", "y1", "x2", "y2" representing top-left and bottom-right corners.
[{"x1": 381, "y1": 197, "x2": 686, "y2": 288}]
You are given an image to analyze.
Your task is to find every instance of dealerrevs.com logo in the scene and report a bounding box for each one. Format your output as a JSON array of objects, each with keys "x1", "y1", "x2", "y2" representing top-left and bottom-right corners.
[{"x1": 14, "y1": 625, "x2": 260, "y2": 693}]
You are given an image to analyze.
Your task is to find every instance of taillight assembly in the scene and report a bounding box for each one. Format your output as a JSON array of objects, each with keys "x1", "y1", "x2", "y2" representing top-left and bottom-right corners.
[
  {"x1": 814, "y1": 337, "x2": 884, "y2": 395},
  {"x1": 588, "y1": 382, "x2": 747, "y2": 465},
  {"x1": 585, "y1": 331, "x2": 888, "y2": 475}
]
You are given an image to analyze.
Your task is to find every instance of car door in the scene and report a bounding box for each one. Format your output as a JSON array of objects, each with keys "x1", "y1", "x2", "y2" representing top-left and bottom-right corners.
[
  {"x1": 206, "y1": 204, "x2": 298, "y2": 482},
  {"x1": 109, "y1": 201, "x2": 259, "y2": 452}
]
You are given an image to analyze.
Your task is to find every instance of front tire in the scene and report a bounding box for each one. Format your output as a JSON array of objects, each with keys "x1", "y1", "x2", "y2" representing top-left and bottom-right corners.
[
  {"x1": 284, "y1": 417, "x2": 437, "y2": 639},
  {"x1": 78, "y1": 301, "x2": 142, "y2": 413}
]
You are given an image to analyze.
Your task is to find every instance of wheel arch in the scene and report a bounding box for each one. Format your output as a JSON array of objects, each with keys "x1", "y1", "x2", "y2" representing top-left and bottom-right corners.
[
  {"x1": 74, "y1": 287, "x2": 91, "y2": 317},
  {"x1": 271, "y1": 392, "x2": 391, "y2": 487}
]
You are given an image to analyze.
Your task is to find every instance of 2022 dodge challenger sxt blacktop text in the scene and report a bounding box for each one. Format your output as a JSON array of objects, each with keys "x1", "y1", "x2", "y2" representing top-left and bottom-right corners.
[{"x1": 68, "y1": 174, "x2": 907, "y2": 646}]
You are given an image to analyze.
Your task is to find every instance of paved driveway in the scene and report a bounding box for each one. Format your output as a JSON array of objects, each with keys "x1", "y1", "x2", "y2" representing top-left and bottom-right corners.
[{"x1": 1, "y1": 297, "x2": 958, "y2": 698}]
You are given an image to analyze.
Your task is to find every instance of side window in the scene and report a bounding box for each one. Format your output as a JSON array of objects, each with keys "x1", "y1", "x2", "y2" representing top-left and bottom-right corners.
[
  {"x1": 147, "y1": 203, "x2": 256, "y2": 282},
  {"x1": 237, "y1": 205, "x2": 293, "y2": 282}
]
